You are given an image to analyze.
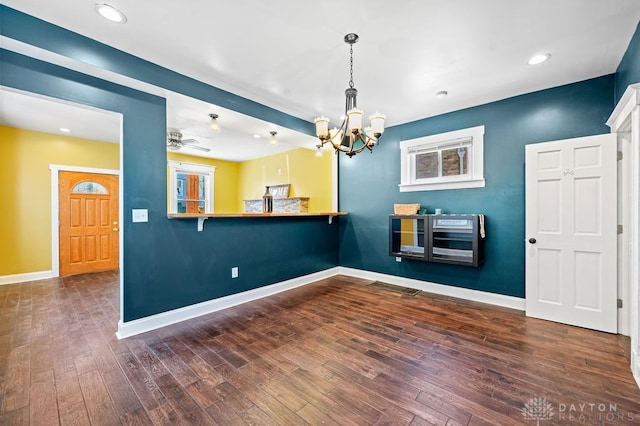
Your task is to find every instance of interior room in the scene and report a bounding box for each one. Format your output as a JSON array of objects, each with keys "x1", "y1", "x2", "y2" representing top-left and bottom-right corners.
[{"x1": 2, "y1": 1, "x2": 640, "y2": 424}]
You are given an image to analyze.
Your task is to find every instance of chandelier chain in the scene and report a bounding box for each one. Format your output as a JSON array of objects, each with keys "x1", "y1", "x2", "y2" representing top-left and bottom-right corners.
[{"x1": 349, "y1": 44, "x2": 354, "y2": 89}]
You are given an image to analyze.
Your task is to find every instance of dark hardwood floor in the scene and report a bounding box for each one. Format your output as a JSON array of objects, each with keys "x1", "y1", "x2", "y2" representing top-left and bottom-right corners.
[{"x1": 0, "y1": 271, "x2": 638, "y2": 425}]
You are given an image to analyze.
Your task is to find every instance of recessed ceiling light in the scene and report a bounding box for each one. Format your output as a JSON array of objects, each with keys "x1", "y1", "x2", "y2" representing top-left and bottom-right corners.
[
  {"x1": 94, "y1": 3, "x2": 127, "y2": 23},
  {"x1": 435, "y1": 90, "x2": 448, "y2": 98},
  {"x1": 59, "y1": 128, "x2": 71, "y2": 133},
  {"x1": 527, "y1": 53, "x2": 551, "y2": 65},
  {"x1": 253, "y1": 134, "x2": 261, "y2": 138}
]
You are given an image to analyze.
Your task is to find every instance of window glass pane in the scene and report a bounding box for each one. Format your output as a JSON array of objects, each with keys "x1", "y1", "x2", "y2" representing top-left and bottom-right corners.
[
  {"x1": 415, "y1": 152, "x2": 439, "y2": 179},
  {"x1": 442, "y1": 147, "x2": 468, "y2": 177},
  {"x1": 177, "y1": 173, "x2": 186, "y2": 200},
  {"x1": 72, "y1": 181, "x2": 108, "y2": 194},
  {"x1": 176, "y1": 172, "x2": 208, "y2": 213},
  {"x1": 199, "y1": 175, "x2": 205, "y2": 201}
]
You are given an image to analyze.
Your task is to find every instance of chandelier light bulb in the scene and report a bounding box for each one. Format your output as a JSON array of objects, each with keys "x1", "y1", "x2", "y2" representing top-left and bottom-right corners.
[
  {"x1": 369, "y1": 112, "x2": 386, "y2": 136},
  {"x1": 314, "y1": 116, "x2": 329, "y2": 139},
  {"x1": 347, "y1": 109, "x2": 363, "y2": 132}
]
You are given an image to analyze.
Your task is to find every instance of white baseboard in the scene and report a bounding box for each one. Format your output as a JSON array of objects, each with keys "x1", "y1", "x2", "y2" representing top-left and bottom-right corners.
[
  {"x1": 0, "y1": 270, "x2": 55, "y2": 285},
  {"x1": 337, "y1": 267, "x2": 526, "y2": 311},
  {"x1": 116, "y1": 267, "x2": 340, "y2": 339},
  {"x1": 117, "y1": 266, "x2": 526, "y2": 339},
  {"x1": 633, "y1": 349, "x2": 640, "y2": 389}
]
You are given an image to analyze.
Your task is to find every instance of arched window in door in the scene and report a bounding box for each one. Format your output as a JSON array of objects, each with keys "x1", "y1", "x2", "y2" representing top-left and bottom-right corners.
[{"x1": 71, "y1": 181, "x2": 109, "y2": 194}]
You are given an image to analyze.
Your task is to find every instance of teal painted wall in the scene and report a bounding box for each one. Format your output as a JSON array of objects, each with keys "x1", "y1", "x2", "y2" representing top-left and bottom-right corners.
[
  {"x1": 338, "y1": 76, "x2": 615, "y2": 298},
  {"x1": 0, "y1": 7, "x2": 339, "y2": 322},
  {"x1": 615, "y1": 20, "x2": 640, "y2": 102},
  {"x1": 0, "y1": 4, "x2": 632, "y2": 317}
]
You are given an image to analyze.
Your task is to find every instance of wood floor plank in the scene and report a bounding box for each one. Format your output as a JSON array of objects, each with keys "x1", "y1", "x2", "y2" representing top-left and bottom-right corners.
[
  {"x1": 30, "y1": 370, "x2": 58, "y2": 424},
  {"x1": 102, "y1": 366, "x2": 145, "y2": 418},
  {"x1": 1, "y1": 344, "x2": 30, "y2": 413},
  {"x1": 154, "y1": 373, "x2": 213, "y2": 425},
  {"x1": 1, "y1": 271, "x2": 639, "y2": 425},
  {"x1": 58, "y1": 399, "x2": 91, "y2": 426},
  {"x1": 77, "y1": 370, "x2": 120, "y2": 426},
  {"x1": 204, "y1": 399, "x2": 243, "y2": 425},
  {"x1": 0, "y1": 405, "x2": 29, "y2": 426}
]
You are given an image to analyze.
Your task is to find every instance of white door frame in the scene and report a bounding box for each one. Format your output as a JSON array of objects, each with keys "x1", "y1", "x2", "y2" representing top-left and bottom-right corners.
[
  {"x1": 607, "y1": 83, "x2": 640, "y2": 387},
  {"x1": 49, "y1": 165, "x2": 120, "y2": 278}
]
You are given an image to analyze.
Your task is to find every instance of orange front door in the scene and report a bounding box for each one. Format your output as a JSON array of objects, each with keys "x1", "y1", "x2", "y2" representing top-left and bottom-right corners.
[{"x1": 59, "y1": 171, "x2": 119, "y2": 276}]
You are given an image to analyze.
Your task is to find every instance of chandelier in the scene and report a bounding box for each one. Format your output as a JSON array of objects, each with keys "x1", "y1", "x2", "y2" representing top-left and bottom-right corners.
[{"x1": 314, "y1": 33, "x2": 386, "y2": 157}]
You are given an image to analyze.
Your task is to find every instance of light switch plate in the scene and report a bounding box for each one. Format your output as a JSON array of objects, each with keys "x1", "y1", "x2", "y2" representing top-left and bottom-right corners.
[{"x1": 132, "y1": 209, "x2": 148, "y2": 223}]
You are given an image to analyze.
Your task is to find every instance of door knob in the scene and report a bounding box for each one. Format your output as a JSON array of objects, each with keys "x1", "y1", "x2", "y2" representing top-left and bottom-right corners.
[
  {"x1": 528, "y1": 238, "x2": 536, "y2": 244},
  {"x1": 113, "y1": 228, "x2": 119, "y2": 232}
]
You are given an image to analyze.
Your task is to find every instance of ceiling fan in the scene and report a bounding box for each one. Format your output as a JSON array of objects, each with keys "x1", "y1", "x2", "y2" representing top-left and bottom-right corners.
[{"x1": 167, "y1": 131, "x2": 210, "y2": 152}]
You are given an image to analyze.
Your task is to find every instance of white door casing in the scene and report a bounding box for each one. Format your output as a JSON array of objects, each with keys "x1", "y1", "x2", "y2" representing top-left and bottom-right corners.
[
  {"x1": 525, "y1": 134, "x2": 617, "y2": 333},
  {"x1": 607, "y1": 83, "x2": 640, "y2": 388}
]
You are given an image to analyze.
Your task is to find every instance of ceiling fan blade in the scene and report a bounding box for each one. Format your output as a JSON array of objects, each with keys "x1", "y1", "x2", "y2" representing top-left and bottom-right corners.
[
  {"x1": 181, "y1": 138, "x2": 199, "y2": 144},
  {"x1": 185, "y1": 144, "x2": 211, "y2": 152}
]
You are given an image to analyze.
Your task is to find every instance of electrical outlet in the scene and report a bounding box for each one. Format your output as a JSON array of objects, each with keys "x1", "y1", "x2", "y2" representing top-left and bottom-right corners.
[
  {"x1": 231, "y1": 267, "x2": 238, "y2": 278},
  {"x1": 396, "y1": 257, "x2": 402, "y2": 263}
]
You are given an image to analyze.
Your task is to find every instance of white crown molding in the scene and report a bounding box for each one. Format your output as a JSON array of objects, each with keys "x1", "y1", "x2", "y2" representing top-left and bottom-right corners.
[{"x1": 607, "y1": 83, "x2": 640, "y2": 132}]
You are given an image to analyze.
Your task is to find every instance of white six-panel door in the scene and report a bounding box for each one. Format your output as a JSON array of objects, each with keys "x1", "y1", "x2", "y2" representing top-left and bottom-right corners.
[{"x1": 525, "y1": 134, "x2": 617, "y2": 333}]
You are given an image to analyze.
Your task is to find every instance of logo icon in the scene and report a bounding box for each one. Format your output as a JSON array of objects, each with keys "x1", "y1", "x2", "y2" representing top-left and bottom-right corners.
[{"x1": 522, "y1": 397, "x2": 555, "y2": 424}]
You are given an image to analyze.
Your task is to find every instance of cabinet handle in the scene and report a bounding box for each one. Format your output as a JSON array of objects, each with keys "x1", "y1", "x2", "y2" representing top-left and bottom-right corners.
[{"x1": 528, "y1": 238, "x2": 536, "y2": 244}]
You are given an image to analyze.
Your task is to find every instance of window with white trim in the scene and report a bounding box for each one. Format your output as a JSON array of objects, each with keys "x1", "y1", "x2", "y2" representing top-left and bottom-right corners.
[
  {"x1": 168, "y1": 161, "x2": 215, "y2": 214},
  {"x1": 399, "y1": 125, "x2": 485, "y2": 192}
]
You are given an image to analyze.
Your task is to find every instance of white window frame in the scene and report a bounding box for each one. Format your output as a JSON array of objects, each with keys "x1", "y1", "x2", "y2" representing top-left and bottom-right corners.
[
  {"x1": 399, "y1": 125, "x2": 485, "y2": 192},
  {"x1": 168, "y1": 160, "x2": 215, "y2": 214}
]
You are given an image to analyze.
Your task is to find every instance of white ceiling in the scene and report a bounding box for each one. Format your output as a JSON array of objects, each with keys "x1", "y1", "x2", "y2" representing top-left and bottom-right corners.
[{"x1": 2, "y1": 1, "x2": 639, "y2": 160}]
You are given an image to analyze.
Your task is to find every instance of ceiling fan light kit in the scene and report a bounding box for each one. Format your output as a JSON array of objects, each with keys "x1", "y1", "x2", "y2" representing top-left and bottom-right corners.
[
  {"x1": 167, "y1": 131, "x2": 210, "y2": 152},
  {"x1": 314, "y1": 33, "x2": 385, "y2": 158},
  {"x1": 209, "y1": 113, "x2": 220, "y2": 132}
]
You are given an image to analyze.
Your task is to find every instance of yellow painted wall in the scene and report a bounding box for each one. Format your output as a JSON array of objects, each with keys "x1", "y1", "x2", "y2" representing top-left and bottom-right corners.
[
  {"x1": 1, "y1": 127, "x2": 333, "y2": 277},
  {"x1": 0, "y1": 126, "x2": 120, "y2": 276},
  {"x1": 167, "y1": 152, "x2": 240, "y2": 213},
  {"x1": 238, "y1": 148, "x2": 333, "y2": 212}
]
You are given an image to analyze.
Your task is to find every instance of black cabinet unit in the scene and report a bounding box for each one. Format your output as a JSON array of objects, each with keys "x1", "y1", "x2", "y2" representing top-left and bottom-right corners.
[
  {"x1": 429, "y1": 214, "x2": 485, "y2": 266},
  {"x1": 389, "y1": 215, "x2": 429, "y2": 261},
  {"x1": 389, "y1": 214, "x2": 485, "y2": 267}
]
